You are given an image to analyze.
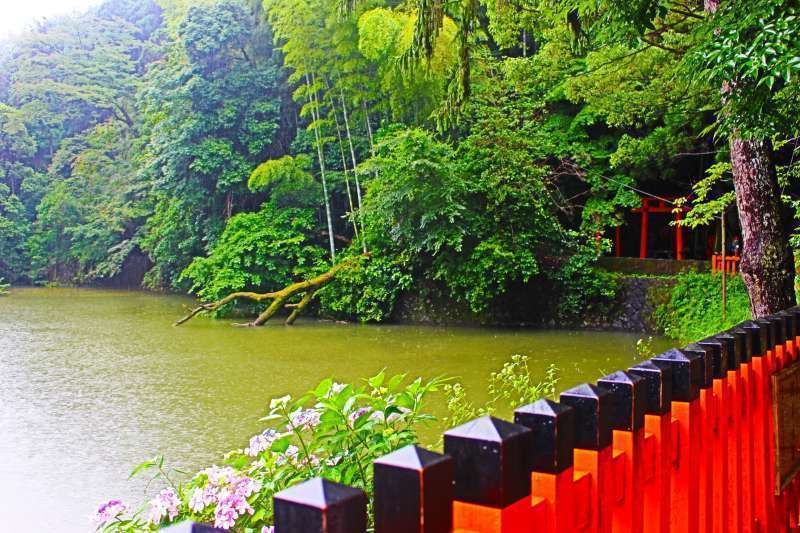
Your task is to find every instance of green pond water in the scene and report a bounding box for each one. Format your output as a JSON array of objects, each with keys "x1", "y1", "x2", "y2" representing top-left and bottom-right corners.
[{"x1": 0, "y1": 287, "x2": 674, "y2": 531}]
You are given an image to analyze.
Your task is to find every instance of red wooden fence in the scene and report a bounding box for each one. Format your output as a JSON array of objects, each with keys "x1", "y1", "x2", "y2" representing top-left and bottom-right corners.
[
  {"x1": 169, "y1": 309, "x2": 800, "y2": 533},
  {"x1": 712, "y1": 254, "x2": 741, "y2": 274}
]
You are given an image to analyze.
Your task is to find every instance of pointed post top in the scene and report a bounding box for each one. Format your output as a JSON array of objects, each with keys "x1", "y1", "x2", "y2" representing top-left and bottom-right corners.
[
  {"x1": 598, "y1": 370, "x2": 646, "y2": 432},
  {"x1": 697, "y1": 337, "x2": 729, "y2": 379},
  {"x1": 651, "y1": 348, "x2": 702, "y2": 402},
  {"x1": 514, "y1": 399, "x2": 575, "y2": 474},
  {"x1": 560, "y1": 383, "x2": 612, "y2": 450},
  {"x1": 274, "y1": 478, "x2": 367, "y2": 533},
  {"x1": 629, "y1": 360, "x2": 673, "y2": 415},
  {"x1": 684, "y1": 343, "x2": 713, "y2": 388}
]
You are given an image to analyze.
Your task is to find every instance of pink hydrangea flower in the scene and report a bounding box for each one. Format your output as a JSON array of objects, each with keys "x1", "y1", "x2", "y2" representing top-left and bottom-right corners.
[
  {"x1": 288, "y1": 408, "x2": 320, "y2": 431},
  {"x1": 276, "y1": 445, "x2": 300, "y2": 466},
  {"x1": 213, "y1": 488, "x2": 254, "y2": 529},
  {"x1": 189, "y1": 485, "x2": 216, "y2": 513},
  {"x1": 147, "y1": 487, "x2": 181, "y2": 524},
  {"x1": 261, "y1": 526, "x2": 275, "y2": 533},
  {"x1": 188, "y1": 466, "x2": 261, "y2": 529},
  {"x1": 92, "y1": 499, "x2": 127, "y2": 525},
  {"x1": 245, "y1": 429, "x2": 279, "y2": 456}
]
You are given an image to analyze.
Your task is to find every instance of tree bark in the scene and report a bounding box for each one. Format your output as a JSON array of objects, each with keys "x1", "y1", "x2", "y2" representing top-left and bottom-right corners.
[
  {"x1": 730, "y1": 138, "x2": 795, "y2": 316},
  {"x1": 705, "y1": 0, "x2": 795, "y2": 317}
]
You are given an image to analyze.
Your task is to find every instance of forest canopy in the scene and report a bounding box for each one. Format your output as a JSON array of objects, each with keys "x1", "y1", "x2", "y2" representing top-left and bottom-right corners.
[{"x1": 1, "y1": 0, "x2": 799, "y2": 323}]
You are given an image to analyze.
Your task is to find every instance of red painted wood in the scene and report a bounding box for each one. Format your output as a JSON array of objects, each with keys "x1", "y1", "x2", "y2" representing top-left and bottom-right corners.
[
  {"x1": 698, "y1": 388, "x2": 715, "y2": 533},
  {"x1": 711, "y1": 378, "x2": 728, "y2": 533},
  {"x1": 531, "y1": 469, "x2": 573, "y2": 533},
  {"x1": 670, "y1": 401, "x2": 700, "y2": 533},
  {"x1": 726, "y1": 369, "x2": 743, "y2": 533},
  {"x1": 574, "y1": 447, "x2": 614, "y2": 533},
  {"x1": 740, "y1": 362, "x2": 755, "y2": 532},
  {"x1": 452, "y1": 495, "x2": 533, "y2": 532},
  {"x1": 639, "y1": 210, "x2": 648, "y2": 259},
  {"x1": 642, "y1": 413, "x2": 671, "y2": 533},
  {"x1": 611, "y1": 429, "x2": 645, "y2": 533}
]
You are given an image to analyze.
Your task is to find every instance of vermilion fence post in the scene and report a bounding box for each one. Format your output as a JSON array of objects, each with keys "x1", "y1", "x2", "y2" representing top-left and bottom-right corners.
[
  {"x1": 783, "y1": 309, "x2": 800, "y2": 528},
  {"x1": 730, "y1": 325, "x2": 754, "y2": 532},
  {"x1": 684, "y1": 342, "x2": 715, "y2": 533},
  {"x1": 560, "y1": 383, "x2": 614, "y2": 533},
  {"x1": 597, "y1": 370, "x2": 646, "y2": 533},
  {"x1": 767, "y1": 314, "x2": 791, "y2": 532},
  {"x1": 444, "y1": 416, "x2": 533, "y2": 532},
  {"x1": 273, "y1": 477, "x2": 367, "y2": 533},
  {"x1": 628, "y1": 360, "x2": 673, "y2": 533},
  {"x1": 743, "y1": 320, "x2": 773, "y2": 532},
  {"x1": 759, "y1": 317, "x2": 783, "y2": 530},
  {"x1": 373, "y1": 445, "x2": 453, "y2": 533},
  {"x1": 651, "y1": 348, "x2": 703, "y2": 533},
  {"x1": 514, "y1": 399, "x2": 575, "y2": 533},
  {"x1": 697, "y1": 336, "x2": 731, "y2": 533}
]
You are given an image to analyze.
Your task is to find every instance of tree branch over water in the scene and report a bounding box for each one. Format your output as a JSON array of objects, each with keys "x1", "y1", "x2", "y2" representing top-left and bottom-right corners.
[{"x1": 174, "y1": 255, "x2": 366, "y2": 327}]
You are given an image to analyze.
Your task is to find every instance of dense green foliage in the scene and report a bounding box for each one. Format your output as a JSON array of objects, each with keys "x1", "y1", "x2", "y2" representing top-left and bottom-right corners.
[
  {"x1": 654, "y1": 272, "x2": 752, "y2": 342},
  {"x1": 1, "y1": 0, "x2": 798, "y2": 324}
]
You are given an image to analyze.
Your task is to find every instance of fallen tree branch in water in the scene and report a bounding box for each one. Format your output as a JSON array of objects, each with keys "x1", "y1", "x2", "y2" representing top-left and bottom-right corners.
[{"x1": 174, "y1": 255, "x2": 366, "y2": 327}]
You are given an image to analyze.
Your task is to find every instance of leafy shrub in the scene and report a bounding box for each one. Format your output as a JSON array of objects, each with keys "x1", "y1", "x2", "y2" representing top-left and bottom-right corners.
[
  {"x1": 317, "y1": 251, "x2": 413, "y2": 322},
  {"x1": 443, "y1": 355, "x2": 559, "y2": 429},
  {"x1": 654, "y1": 272, "x2": 751, "y2": 342},
  {"x1": 179, "y1": 202, "x2": 327, "y2": 310},
  {"x1": 93, "y1": 372, "x2": 446, "y2": 531}
]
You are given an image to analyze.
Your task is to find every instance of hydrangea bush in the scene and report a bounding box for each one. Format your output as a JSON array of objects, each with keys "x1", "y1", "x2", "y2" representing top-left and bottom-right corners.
[{"x1": 93, "y1": 371, "x2": 445, "y2": 532}]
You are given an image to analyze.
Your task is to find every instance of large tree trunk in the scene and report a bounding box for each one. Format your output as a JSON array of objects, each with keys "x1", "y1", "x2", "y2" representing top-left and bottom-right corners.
[
  {"x1": 705, "y1": 0, "x2": 795, "y2": 317},
  {"x1": 730, "y1": 138, "x2": 796, "y2": 317}
]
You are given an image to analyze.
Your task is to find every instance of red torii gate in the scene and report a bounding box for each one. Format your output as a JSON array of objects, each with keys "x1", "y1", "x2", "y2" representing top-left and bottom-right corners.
[{"x1": 616, "y1": 197, "x2": 690, "y2": 260}]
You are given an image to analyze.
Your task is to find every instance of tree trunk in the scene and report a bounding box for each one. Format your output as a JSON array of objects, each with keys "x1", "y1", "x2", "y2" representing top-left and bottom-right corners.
[
  {"x1": 339, "y1": 91, "x2": 367, "y2": 253},
  {"x1": 705, "y1": 0, "x2": 795, "y2": 317},
  {"x1": 730, "y1": 137, "x2": 795, "y2": 317},
  {"x1": 306, "y1": 72, "x2": 336, "y2": 262}
]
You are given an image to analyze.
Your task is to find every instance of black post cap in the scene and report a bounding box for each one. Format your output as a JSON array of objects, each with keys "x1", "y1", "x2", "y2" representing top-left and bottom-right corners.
[
  {"x1": 778, "y1": 310, "x2": 797, "y2": 341},
  {"x1": 754, "y1": 319, "x2": 776, "y2": 351},
  {"x1": 373, "y1": 445, "x2": 453, "y2": 533},
  {"x1": 728, "y1": 327, "x2": 752, "y2": 363},
  {"x1": 597, "y1": 371, "x2": 646, "y2": 432},
  {"x1": 715, "y1": 332, "x2": 739, "y2": 370},
  {"x1": 161, "y1": 523, "x2": 228, "y2": 533},
  {"x1": 443, "y1": 416, "x2": 532, "y2": 508},
  {"x1": 628, "y1": 360, "x2": 673, "y2": 416},
  {"x1": 514, "y1": 399, "x2": 575, "y2": 474},
  {"x1": 766, "y1": 315, "x2": 787, "y2": 346},
  {"x1": 559, "y1": 383, "x2": 612, "y2": 451},
  {"x1": 697, "y1": 337, "x2": 729, "y2": 379},
  {"x1": 274, "y1": 478, "x2": 367, "y2": 533},
  {"x1": 740, "y1": 321, "x2": 767, "y2": 356},
  {"x1": 787, "y1": 307, "x2": 800, "y2": 338},
  {"x1": 684, "y1": 343, "x2": 714, "y2": 388},
  {"x1": 651, "y1": 348, "x2": 702, "y2": 402}
]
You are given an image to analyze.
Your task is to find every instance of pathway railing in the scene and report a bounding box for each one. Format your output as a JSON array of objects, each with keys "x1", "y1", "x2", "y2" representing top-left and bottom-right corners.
[{"x1": 167, "y1": 308, "x2": 800, "y2": 532}]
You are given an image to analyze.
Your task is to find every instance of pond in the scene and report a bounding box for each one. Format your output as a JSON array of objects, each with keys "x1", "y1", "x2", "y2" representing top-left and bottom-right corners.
[{"x1": 0, "y1": 288, "x2": 673, "y2": 531}]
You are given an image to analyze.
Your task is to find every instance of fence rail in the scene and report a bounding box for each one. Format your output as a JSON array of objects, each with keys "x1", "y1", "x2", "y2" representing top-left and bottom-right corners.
[
  {"x1": 711, "y1": 254, "x2": 741, "y2": 274},
  {"x1": 169, "y1": 308, "x2": 800, "y2": 532}
]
